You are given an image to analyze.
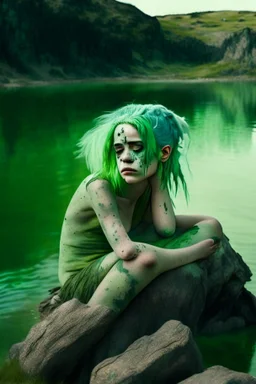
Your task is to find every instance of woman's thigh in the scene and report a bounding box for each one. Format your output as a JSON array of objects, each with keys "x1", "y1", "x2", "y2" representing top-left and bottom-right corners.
[{"x1": 60, "y1": 252, "x2": 119, "y2": 304}]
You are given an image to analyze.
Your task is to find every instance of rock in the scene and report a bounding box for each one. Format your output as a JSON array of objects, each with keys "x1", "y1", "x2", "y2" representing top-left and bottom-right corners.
[
  {"x1": 90, "y1": 237, "x2": 256, "y2": 366},
  {"x1": 178, "y1": 365, "x2": 256, "y2": 383},
  {"x1": 9, "y1": 341, "x2": 25, "y2": 360},
  {"x1": 221, "y1": 28, "x2": 256, "y2": 66},
  {"x1": 18, "y1": 299, "x2": 116, "y2": 382},
  {"x1": 90, "y1": 320, "x2": 203, "y2": 384},
  {"x1": 38, "y1": 286, "x2": 62, "y2": 320},
  {"x1": 12, "y1": 237, "x2": 256, "y2": 384}
]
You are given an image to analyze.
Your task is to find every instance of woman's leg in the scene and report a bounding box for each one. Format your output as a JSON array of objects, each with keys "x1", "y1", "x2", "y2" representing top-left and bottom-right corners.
[
  {"x1": 145, "y1": 216, "x2": 223, "y2": 256},
  {"x1": 176, "y1": 215, "x2": 223, "y2": 237},
  {"x1": 130, "y1": 215, "x2": 223, "y2": 246},
  {"x1": 85, "y1": 215, "x2": 222, "y2": 313},
  {"x1": 88, "y1": 238, "x2": 217, "y2": 313},
  {"x1": 171, "y1": 215, "x2": 223, "y2": 247}
]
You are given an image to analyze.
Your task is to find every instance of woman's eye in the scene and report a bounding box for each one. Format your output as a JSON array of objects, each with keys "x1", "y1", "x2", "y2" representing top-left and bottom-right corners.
[
  {"x1": 133, "y1": 145, "x2": 143, "y2": 152},
  {"x1": 115, "y1": 149, "x2": 123, "y2": 156}
]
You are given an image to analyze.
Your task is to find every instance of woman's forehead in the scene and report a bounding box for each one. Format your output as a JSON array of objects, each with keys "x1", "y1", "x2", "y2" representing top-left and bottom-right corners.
[{"x1": 114, "y1": 123, "x2": 141, "y2": 141}]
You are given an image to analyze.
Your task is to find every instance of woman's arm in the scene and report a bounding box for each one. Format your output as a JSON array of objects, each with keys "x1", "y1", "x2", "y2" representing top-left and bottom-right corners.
[
  {"x1": 87, "y1": 178, "x2": 176, "y2": 262},
  {"x1": 87, "y1": 179, "x2": 137, "y2": 260},
  {"x1": 87, "y1": 179, "x2": 214, "y2": 268},
  {"x1": 149, "y1": 173, "x2": 176, "y2": 237}
]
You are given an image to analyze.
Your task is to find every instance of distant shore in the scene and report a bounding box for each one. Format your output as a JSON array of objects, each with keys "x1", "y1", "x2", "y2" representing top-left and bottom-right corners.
[{"x1": 1, "y1": 74, "x2": 256, "y2": 89}]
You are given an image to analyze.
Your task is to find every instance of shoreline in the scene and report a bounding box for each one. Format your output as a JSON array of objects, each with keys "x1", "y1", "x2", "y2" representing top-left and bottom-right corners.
[{"x1": 1, "y1": 74, "x2": 256, "y2": 89}]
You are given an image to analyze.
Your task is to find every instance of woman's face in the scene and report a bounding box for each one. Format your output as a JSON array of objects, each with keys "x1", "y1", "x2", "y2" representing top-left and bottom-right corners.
[{"x1": 113, "y1": 123, "x2": 158, "y2": 184}]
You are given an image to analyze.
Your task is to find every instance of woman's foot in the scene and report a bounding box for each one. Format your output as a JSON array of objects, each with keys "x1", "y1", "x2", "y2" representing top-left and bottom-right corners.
[{"x1": 171, "y1": 239, "x2": 218, "y2": 265}]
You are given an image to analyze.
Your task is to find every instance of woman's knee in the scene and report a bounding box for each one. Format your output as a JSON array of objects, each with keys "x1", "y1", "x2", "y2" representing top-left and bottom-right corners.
[
  {"x1": 124, "y1": 251, "x2": 157, "y2": 270},
  {"x1": 139, "y1": 251, "x2": 157, "y2": 268},
  {"x1": 202, "y1": 217, "x2": 223, "y2": 237}
]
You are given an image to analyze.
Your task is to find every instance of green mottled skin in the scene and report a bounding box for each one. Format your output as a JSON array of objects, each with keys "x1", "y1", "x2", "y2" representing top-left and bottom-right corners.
[{"x1": 112, "y1": 261, "x2": 139, "y2": 312}]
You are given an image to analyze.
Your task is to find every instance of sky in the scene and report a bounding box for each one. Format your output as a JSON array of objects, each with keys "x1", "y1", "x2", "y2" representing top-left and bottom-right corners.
[{"x1": 117, "y1": 0, "x2": 256, "y2": 16}]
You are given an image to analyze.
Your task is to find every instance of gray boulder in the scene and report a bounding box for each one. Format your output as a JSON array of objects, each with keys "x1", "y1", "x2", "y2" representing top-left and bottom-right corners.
[
  {"x1": 178, "y1": 365, "x2": 256, "y2": 383},
  {"x1": 90, "y1": 320, "x2": 203, "y2": 384},
  {"x1": 10, "y1": 237, "x2": 256, "y2": 384},
  {"x1": 90, "y1": 237, "x2": 256, "y2": 366},
  {"x1": 18, "y1": 300, "x2": 115, "y2": 382}
]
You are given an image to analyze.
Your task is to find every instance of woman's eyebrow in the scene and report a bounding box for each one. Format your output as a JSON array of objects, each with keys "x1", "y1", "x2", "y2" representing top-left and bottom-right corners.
[
  {"x1": 128, "y1": 140, "x2": 143, "y2": 145},
  {"x1": 114, "y1": 141, "x2": 143, "y2": 146}
]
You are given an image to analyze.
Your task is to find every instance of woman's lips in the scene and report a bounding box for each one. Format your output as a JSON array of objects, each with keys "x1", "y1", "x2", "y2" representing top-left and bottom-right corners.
[{"x1": 121, "y1": 168, "x2": 137, "y2": 174}]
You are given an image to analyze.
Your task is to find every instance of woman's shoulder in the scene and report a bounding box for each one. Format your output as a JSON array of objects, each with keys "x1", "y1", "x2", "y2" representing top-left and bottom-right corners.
[
  {"x1": 64, "y1": 174, "x2": 108, "y2": 217},
  {"x1": 83, "y1": 173, "x2": 111, "y2": 191}
]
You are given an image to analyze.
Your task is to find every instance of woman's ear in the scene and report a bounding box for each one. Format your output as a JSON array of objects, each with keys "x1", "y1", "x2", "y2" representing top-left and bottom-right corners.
[{"x1": 160, "y1": 145, "x2": 172, "y2": 162}]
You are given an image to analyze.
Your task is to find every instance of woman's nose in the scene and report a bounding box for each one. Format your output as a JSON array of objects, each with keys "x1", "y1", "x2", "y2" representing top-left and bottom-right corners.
[{"x1": 121, "y1": 149, "x2": 133, "y2": 162}]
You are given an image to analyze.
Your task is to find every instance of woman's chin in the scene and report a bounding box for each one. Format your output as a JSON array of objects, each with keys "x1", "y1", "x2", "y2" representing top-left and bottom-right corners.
[
  {"x1": 123, "y1": 175, "x2": 142, "y2": 184},
  {"x1": 122, "y1": 175, "x2": 145, "y2": 184}
]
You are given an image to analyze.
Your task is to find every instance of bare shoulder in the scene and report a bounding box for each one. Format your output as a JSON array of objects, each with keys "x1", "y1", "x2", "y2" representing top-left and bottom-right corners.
[
  {"x1": 86, "y1": 178, "x2": 115, "y2": 204},
  {"x1": 64, "y1": 177, "x2": 95, "y2": 219},
  {"x1": 64, "y1": 176, "x2": 111, "y2": 217},
  {"x1": 86, "y1": 177, "x2": 111, "y2": 192}
]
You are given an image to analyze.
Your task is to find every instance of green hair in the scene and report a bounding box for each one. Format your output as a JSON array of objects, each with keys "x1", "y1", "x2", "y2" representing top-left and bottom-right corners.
[
  {"x1": 142, "y1": 104, "x2": 190, "y2": 200},
  {"x1": 77, "y1": 103, "x2": 190, "y2": 200},
  {"x1": 100, "y1": 115, "x2": 160, "y2": 195}
]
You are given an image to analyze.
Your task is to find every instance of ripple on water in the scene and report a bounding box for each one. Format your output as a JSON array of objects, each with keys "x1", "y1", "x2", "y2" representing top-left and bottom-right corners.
[{"x1": 0, "y1": 254, "x2": 59, "y2": 317}]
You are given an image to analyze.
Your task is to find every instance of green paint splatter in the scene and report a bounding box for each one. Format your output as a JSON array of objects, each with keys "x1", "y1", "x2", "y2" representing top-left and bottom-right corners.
[
  {"x1": 165, "y1": 225, "x2": 200, "y2": 249},
  {"x1": 111, "y1": 261, "x2": 139, "y2": 312}
]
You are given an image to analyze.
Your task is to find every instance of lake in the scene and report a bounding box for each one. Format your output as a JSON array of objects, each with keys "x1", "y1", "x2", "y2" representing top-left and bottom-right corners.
[{"x1": 0, "y1": 80, "x2": 256, "y2": 374}]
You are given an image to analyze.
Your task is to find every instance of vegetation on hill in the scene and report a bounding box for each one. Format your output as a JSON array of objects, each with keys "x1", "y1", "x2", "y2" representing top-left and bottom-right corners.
[{"x1": 158, "y1": 11, "x2": 256, "y2": 46}]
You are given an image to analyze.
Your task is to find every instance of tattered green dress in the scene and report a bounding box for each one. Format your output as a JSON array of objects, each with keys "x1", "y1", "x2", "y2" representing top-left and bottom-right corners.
[{"x1": 59, "y1": 187, "x2": 153, "y2": 304}]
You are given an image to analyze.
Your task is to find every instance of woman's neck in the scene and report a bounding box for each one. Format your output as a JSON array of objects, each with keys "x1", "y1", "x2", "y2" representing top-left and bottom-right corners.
[{"x1": 118, "y1": 180, "x2": 149, "y2": 203}]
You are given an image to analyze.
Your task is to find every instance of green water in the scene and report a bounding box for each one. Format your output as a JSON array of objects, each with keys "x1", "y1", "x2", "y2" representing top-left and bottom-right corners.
[{"x1": 0, "y1": 81, "x2": 256, "y2": 374}]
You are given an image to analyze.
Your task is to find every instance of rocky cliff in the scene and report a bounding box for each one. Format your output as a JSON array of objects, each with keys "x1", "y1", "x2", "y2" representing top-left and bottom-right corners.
[{"x1": 221, "y1": 27, "x2": 256, "y2": 66}]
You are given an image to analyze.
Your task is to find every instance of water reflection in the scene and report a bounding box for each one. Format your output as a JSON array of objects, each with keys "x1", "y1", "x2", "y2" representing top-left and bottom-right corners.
[
  {"x1": 191, "y1": 103, "x2": 253, "y2": 156},
  {"x1": 0, "y1": 254, "x2": 59, "y2": 363},
  {"x1": 0, "y1": 81, "x2": 255, "y2": 371},
  {"x1": 213, "y1": 82, "x2": 256, "y2": 127},
  {"x1": 0, "y1": 254, "x2": 58, "y2": 317},
  {"x1": 197, "y1": 327, "x2": 256, "y2": 374}
]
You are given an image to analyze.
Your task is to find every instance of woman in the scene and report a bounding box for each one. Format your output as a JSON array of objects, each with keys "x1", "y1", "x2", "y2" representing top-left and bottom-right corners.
[{"x1": 58, "y1": 104, "x2": 222, "y2": 314}]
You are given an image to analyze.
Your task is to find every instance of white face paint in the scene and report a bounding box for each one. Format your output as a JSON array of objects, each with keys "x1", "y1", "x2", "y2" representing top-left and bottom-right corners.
[{"x1": 113, "y1": 123, "x2": 158, "y2": 184}]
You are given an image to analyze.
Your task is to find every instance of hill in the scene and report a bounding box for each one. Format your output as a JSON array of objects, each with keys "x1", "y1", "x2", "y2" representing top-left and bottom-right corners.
[
  {"x1": 0, "y1": 2, "x2": 256, "y2": 85},
  {"x1": 0, "y1": 0, "x2": 166, "y2": 83},
  {"x1": 155, "y1": 11, "x2": 256, "y2": 78}
]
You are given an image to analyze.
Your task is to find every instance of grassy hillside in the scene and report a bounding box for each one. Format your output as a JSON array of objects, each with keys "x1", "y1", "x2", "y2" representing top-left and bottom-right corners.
[
  {"x1": 158, "y1": 11, "x2": 256, "y2": 47},
  {"x1": 141, "y1": 61, "x2": 256, "y2": 79}
]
